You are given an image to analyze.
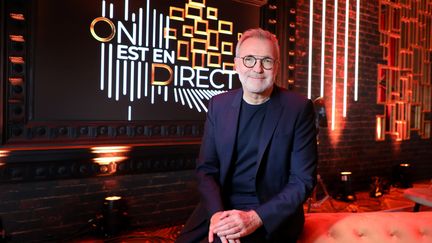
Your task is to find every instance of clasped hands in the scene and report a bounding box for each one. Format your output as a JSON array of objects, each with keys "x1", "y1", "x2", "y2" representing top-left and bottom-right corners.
[{"x1": 208, "y1": 209, "x2": 263, "y2": 243}]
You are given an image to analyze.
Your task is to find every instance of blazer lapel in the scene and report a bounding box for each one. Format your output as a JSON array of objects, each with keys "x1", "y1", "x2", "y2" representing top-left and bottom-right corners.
[{"x1": 256, "y1": 87, "x2": 283, "y2": 173}]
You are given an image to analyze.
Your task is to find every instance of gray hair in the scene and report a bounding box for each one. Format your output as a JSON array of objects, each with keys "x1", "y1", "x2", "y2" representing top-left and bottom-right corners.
[{"x1": 235, "y1": 28, "x2": 280, "y2": 60}]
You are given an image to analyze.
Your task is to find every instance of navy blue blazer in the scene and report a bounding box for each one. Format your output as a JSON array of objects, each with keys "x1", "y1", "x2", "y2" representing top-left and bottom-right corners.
[{"x1": 177, "y1": 86, "x2": 317, "y2": 242}]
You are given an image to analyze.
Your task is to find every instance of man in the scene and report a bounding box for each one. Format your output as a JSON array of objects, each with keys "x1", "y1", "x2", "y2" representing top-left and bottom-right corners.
[{"x1": 176, "y1": 28, "x2": 317, "y2": 243}]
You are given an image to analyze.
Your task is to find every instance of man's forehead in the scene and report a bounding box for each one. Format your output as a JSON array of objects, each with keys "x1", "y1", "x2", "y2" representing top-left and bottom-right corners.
[{"x1": 239, "y1": 38, "x2": 276, "y2": 56}]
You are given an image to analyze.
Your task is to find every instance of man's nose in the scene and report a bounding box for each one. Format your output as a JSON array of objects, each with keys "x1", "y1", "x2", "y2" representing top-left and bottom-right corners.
[{"x1": 252, "y1": 60, "x2": 264, "y2": 73}]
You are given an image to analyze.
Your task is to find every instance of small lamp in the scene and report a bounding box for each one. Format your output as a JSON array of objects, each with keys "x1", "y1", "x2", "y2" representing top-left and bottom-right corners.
[
  {"x1": 101, "y1": 196, "x2": 128, "y2": 237},
  {"x1": 337, "y1": 171, "x2": 356, "y2": 202},
  {"x1": 392, "y1": 163, "x2": 412, "y2": 188}
]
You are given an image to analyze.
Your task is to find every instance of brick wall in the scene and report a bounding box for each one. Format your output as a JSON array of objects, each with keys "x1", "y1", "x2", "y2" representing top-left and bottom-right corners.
[
  {"x1": 0, "y1": 170, "x2": 198, "y2": 242},
  {"x1": 295, "y1": 0, "x2": 432, "y2": 191}
]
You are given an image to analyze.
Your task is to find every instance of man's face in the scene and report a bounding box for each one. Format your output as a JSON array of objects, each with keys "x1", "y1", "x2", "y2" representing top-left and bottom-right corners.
[{"x1": 234, "y1": 37, "x2": 278, "y2": 98}]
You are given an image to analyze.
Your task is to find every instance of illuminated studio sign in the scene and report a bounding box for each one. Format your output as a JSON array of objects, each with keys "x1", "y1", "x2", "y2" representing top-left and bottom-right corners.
[
  {"x1": 90, "y1": 0, "x2": 240, "y2": 120},
  {"x1": 33, "y1": 0, "x2": 258, "y2": 121}
]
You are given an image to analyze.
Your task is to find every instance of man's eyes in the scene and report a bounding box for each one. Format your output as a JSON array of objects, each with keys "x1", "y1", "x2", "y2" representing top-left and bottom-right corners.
[{"x1": 263, "y1": 58, "x2": 274, "y2": 63}]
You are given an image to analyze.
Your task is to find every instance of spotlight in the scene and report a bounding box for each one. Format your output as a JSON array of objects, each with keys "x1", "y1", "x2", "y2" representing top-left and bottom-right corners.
[
  {"x1": 100, "y1": 196, "x2": 129, "y2": 237},
  {"x1": 0, "y1": 150, "x2": 10, "y2": 167},
  {"x1": 336, "y1": 171, "x2": 356, "y2": 202},
  {"x1": 91, "y1": 146, "x2": 130, "y2": 175}
]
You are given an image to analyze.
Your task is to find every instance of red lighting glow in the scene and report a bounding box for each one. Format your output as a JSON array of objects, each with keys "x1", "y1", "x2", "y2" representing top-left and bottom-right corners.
[
  {"x1": 307, "y1": 0, "x2": 362, "y2": 134},
  {"x1": 91, "y1": 146, "x2": 131, "y2": 174},
  {"x1": 0, "y1": 150, "x2": 9, "y2": 166},
  {"x1": 91, "y1": 146, "x2": 130, "y2": 154}
]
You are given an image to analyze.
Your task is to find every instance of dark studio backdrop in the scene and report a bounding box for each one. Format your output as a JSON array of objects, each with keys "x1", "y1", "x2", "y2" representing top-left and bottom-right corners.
[{"x1": 0, "y1": 0, "x2": 266, "y2": 241}]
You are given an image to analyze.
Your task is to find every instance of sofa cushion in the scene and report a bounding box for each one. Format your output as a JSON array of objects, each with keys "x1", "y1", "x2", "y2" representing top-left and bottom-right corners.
[{"x1": 298, "y1": 212, "x2": 432, "y2": 243}]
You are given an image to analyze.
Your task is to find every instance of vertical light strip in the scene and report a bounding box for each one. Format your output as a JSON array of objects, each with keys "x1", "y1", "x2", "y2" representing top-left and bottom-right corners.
[
  {"x1": 137, "y1": 62, "x2": 142, "y2": 99},
  {"x1": 164, "y1": 86, "x2": 168, "y2": 101},
  {"x1": 139, "y1": 8, "x2": 143, "y2": 46},
  {"x1": 320, "y1": 0, "x2": 327, "y2": 97},
  {"x1": 115, "y1": 60, "x2": 120, "y2": 100},
  {"x1": 354, "y1": 0, "x2": 360, "y2": 101},
  {"x1": 128, "y1": 106, "x2": 132, "y2": 121},
  {"x1": 376, "y1": 116, "x2": 381, "y2": 140},
  {"x1": 146, "y1": 0, "x2": 150, "y2": 47},
  {"x1": 343, "y1": 0, "x2": 349, "y2": 117},
  {"x1": 165, "y1": 16, "x2": 170, "y2": 49},
  {"x1": 108, "y1": 44, "x2": 113, "y2": 98},
  {"x1": 159, "y1": 14, "x2": 163, "y2": 49},
  {"x1": 100, "y1": 44, "x2": 105, "y2": 90},
  {"x1": 331, "y1": 0, "x2": 339, "y2": 130},
  {"x1": 130, "y1": 61, "x2": 135, "y2": 101},
  {"x1": 307, "y1": 0, "x2": 314, "y2": 99},
  {"x1": 123, "y1": 61, "x2": 128, "y2": 95},
  {"x1": 151, "y1": 86, "x2": 155, "y2": 104},
  {"x1": 153, "y1": 9, "x2": 156, "y2": 48},
  {"x1": 144, "y1": 62, "x2": 148, "y2": 96},
  {"x1": 124, "y1": 0, "x2": 129, "y2": 21},
  {"x1": 99, "y1": 0, "x2": 107, "y2": 91},
  {"x1": 102, "y1": 0, "x2": 106, "y2": 17},
  {"x1": 110, "y1": 1, "x2": 115, "y2": 108},
  {"x1": 174, "y1": 66, "x2": 178, "y2": 86}
]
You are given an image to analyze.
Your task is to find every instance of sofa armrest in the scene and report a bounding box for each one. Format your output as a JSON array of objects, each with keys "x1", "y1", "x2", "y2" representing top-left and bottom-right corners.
[{"x1": 298, "y1": 212, "x2": 432, "y2": 243}]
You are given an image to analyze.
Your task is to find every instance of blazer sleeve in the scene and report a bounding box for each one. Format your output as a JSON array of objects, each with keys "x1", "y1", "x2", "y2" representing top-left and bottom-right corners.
[
  {"x1": 255, "y1": 99, "x2": 318, "y2": 234},
  {"x1": 195, "y1": 98, "x2": 225, "y2": 217}
]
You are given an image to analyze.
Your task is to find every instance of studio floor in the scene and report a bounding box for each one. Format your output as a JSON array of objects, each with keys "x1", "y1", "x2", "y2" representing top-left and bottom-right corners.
[{"x1": 73, "y1": 180, "x2": 432, "y2": 242}]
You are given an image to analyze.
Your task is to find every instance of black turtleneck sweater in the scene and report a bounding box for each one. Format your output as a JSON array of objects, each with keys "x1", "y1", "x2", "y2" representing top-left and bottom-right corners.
[{"x1": 226, "y1": 99, "x2": 268, "y2": 210}]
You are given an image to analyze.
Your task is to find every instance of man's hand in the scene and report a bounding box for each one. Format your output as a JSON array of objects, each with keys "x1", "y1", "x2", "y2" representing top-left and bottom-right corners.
[
  {"x1": 209, "y1": 210, "x2": 263, "y2": 242},
  {"x1": 209, "y1": 212, "x2": 241, "y2": 243},
  {"x1": 208, "y1": 211, "x2": 225, "y2": 243}
]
